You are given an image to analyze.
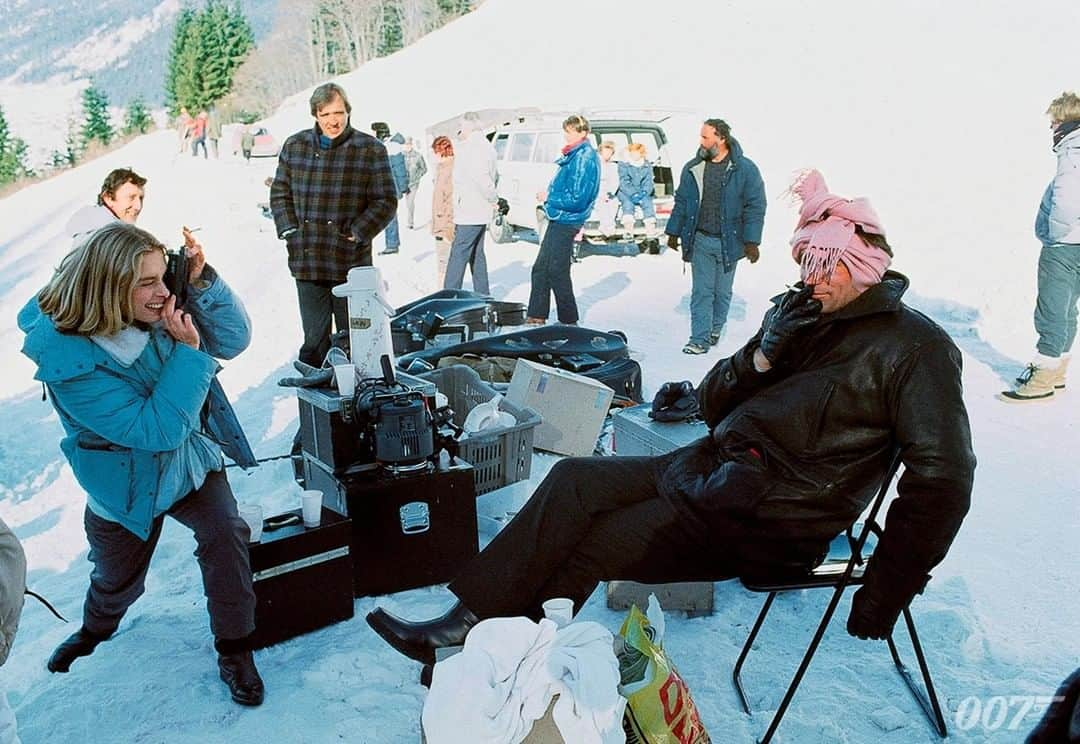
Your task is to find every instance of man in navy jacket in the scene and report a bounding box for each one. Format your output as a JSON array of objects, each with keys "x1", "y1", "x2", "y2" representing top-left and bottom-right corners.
[{"x1": 666, "y1": 119, "x2": 766, "y2": 354}]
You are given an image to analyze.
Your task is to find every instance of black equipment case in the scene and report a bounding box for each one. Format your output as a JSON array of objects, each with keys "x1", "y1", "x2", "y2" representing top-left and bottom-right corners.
[
  {"x1": 247, "y1": 506, "x2": 354, "y2": 649},
  {"x1": 296, "y1": 373, "x2": 437, "y2": 473},
  {"x1": 304, "y1": 455, "x2": 479, "y2": 597},
  {"x1": 391, "y1": 290, "x2": 528, "y2": 355},
  {"x1": 397, "y1": 325, "x2": 644, "y2": 404}
]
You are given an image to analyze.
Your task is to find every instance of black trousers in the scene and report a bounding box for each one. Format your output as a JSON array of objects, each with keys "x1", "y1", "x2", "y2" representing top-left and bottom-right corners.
[
  {"x1": 295, "y1": 278, "x2": 349, "y2": 368},
  {"x1": 527, "y1": 221, "x2": 580, "y2": 324},
  {"x1": 82, "y1": 470, "x2": 256, "y2": 641},
  {"x1": 448, "y1": 456, "x2": 736, "y2": 619}
]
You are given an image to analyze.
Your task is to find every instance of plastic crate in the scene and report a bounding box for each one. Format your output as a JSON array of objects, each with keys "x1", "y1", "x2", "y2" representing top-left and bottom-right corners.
[{"x1": 418, "y1": 365, "x2": 541, "y2": 495}]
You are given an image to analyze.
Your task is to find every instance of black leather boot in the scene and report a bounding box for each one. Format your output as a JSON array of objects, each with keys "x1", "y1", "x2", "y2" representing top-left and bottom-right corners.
[
  {"x1": 47, "y1": 627, "x2": 113, "y2": 673},
  {"x1": 215, "y1": 637, "x2": 265, "y2": 706},
  {"x1": 366, "y1": 602, "x2": 479, "y2": 665}
]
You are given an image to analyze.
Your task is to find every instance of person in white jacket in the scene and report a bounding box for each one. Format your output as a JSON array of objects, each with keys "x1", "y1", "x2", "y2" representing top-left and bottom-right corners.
[
  {"x1": 444, "y1": 112, "x2": 498, "y2": 294},
  {"x1": 1002, "y1": 91, "x2": 1080, "y2": 401},
  {"x1": 0, "y1": 517, "x2": 27, "y2": 744}
]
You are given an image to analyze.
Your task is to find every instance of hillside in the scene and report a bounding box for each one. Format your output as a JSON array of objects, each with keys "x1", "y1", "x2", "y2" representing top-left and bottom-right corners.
[{"x1": 1, "y1": 0, "x2": 1078, "y2": 742}]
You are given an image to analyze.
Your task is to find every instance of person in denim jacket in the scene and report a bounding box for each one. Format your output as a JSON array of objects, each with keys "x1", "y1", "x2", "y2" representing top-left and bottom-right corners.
[
  {"x1": 617, "y1": 142, "x2": 657, "y2": 237},
  {"x1": 18, "y1": 223, "x2": 264, "y2": 707},
  {"x1": 526, "y1": 114, "x2": 601, "y2": 325}
]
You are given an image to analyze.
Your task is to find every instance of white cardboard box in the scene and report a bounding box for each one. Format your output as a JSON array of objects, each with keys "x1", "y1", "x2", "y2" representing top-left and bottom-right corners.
[{"x1": 505, "y1": 359, "x2": 615, "y2": 457}]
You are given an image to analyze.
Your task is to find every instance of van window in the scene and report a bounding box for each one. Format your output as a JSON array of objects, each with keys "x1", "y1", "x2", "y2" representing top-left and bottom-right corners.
[
  {"x1": 508, "y1": 133, "x2": 536, "y2": 162},
  {"x1": 493, "y1": 134, "x2": 510, "y2": 160},
  {"x1": 533, "y1": 132, "x2": 562, "y2": 164},
  {"x1": 629, "y1": 131, "x2": 662, "y2": 161}
]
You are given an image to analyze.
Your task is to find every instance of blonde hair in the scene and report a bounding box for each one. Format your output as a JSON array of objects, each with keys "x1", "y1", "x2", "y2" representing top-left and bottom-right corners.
[
  {"x1": 562, "y1": 114, "x2": 590, "y2": 134},
  {"x1": 598, "y1": 141, "x2": 616, "y2": 154},
  {"x1": 626, "y1": 142, "x2": 648, "y2": 158},
  {"x1": 38, "y1": 222, "x2": 166, "y2": 336},
  {"x1": 1047, "y1": 91, "x2": 1080, "y2": 123}
]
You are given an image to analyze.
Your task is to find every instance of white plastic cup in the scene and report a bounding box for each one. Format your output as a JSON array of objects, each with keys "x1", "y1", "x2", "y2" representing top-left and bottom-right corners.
[
  {"x1": 237, "y1": 504, "x2": 263, "y2": 543},
  {"x1": 334, "y1": 364, "x2": 356, "y2": 397},
  {"x1": 542, "y1": 597, "x2": 574, "y2": 628},
  {"x1": 301, "y1": 490, "x2": 322, "y2": 528}
]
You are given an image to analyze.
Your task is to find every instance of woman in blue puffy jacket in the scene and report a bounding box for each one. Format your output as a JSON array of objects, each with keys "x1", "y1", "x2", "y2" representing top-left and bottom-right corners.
[
  {"x1": 526, "y1": 114, "x2": 601, "y2": 325},
  {"x1": 18, "y1": 223, "x2": 265, "y2": 706}
]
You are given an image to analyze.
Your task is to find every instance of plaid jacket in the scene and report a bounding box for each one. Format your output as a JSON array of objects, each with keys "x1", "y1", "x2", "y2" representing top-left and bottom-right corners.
[{"x1": 270, "y1": 123, "x2": 398, "y2": 281}]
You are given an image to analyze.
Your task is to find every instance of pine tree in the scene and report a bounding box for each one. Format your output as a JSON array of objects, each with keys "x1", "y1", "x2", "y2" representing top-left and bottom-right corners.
[
  {"x1": 80, "y1": 84, "x2": 114, "y2": 148},
  {"x1": 123, "y1": 96, "x2": 153, "y2": 135},
  {"x1": 165, "y1": 6, "x2": 197, "y2": 116},
  {"x1": 175, "y1": 16, "x2": 207, "y2": 112},
  {"x1": 378, "y1": 2, "x2": 404, "y2": 57},
  {"x1": 0, "y1": 105, "x2": 34, "y2": 185}
]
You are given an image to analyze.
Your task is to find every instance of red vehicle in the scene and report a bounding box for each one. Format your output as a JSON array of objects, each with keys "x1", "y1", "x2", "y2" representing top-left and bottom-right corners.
[{"x1": 231, "y1": 126, "x2": 280, "y2": 158}]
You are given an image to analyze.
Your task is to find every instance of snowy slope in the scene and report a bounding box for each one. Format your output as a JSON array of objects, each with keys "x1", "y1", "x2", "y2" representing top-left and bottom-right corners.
[{"x1": 2, "y1": 0, "x2": 1078, "y2": 742}]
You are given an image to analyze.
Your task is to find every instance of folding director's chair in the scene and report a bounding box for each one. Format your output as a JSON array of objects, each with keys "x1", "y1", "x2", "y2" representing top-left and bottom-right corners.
[{"x1": 731, "y1": 450, "x2": 948, "y2": 742}]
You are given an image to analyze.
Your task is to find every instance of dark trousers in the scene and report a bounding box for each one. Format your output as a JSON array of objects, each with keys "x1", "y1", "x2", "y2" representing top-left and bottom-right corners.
[
  {"x1": 527, "y1": 221, "x2": 580, "y2": 323},
  {"x1": 448, "y1": 456, "x2": 736, "y2": 619},
  {"x1": 444, "y1": 224, "x2": 489, "y2": 294},
  {"x1": 295, "y1": 278, "x2": 349, "y2": 367},
  {"x1": 82, "y1": 470, "x2": 256, "y2": 641}
]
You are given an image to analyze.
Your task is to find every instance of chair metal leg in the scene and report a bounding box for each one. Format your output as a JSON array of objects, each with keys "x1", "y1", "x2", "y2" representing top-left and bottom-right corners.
[
  {"x1": 733, "y1": 592, "x2": 778, "y2": 714},
  {"x1": 886, "y1": 608, "x2": 948, "y2": 738},
  {"x1": 757, "y1": 585, "x2": 848, "y2": 743}
]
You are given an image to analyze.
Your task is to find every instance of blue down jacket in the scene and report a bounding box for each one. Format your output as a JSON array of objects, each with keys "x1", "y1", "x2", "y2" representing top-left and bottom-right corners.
[
  {"x1": 665, "y1": 136, "x2": 766, "y2": 266},
  {"x1": 18, "y1": 266, "x2": 256, "y2": 539},
  {"x1": 1035, "y1": 126, "x2": 1080, "y2": 246},
  {"x1": 543, "y1": 139, "x2": 601, "y2": 225}
]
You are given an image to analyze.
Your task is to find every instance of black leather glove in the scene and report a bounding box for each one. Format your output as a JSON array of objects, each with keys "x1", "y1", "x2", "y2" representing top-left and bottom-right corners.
[
  {"x1": 758, "y1": 284, "x2": 822, "y2": 364},
  {"x1": 496, "y1": 197, "x2": 510, "y2": 216},
  {"x1": 667, "y1": 235, "x2": 680, "y2": 252},
  {"x1": 846, "y1": 586, "x2": 905, "y2": 640},
  {"x1": 649, "y1": 380, "x2": 698, "y2": 421}
]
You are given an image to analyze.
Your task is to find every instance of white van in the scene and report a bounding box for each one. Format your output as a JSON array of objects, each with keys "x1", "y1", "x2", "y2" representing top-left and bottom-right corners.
[{"x1": 428, "y1": 107, "x2": 702, "y2": 248}]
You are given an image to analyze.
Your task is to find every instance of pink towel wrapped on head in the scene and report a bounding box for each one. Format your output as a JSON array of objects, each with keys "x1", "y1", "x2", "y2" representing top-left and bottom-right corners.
[{"x1": 789, "y1": 170, "x2": 891, "y2": 291}]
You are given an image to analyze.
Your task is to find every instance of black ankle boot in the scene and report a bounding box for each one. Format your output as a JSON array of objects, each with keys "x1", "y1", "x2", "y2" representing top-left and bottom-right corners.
[
  {"x1": 366, "y1": 601, "x2": 479, "y2": 665},
  {"x1": 215, "y1": 637, "x2": 265, "y2": 706},
  {"x1": 47, "y1": 627, "x2": 113, "y2": 673}
]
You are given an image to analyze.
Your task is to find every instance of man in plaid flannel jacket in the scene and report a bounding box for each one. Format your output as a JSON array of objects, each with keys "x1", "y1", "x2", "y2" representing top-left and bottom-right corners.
[{"x1": 271, "y1": 83, "x2": 398, "y2": 367}]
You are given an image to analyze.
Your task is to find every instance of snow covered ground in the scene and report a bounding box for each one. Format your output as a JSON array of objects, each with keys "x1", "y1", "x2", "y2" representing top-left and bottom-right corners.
[{"x1": 2, "y1": 0, "x2": 1078, "y2": 741}]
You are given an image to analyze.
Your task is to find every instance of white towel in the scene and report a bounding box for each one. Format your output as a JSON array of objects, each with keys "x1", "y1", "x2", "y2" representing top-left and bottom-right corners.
[{"x1": 422, "y1": 617, "x2": 625, "y2": 744}]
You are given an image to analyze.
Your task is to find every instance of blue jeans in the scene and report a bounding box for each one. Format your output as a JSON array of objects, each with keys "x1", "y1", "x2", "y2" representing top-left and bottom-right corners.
[
  {"x1": 528, "y1": 221, "x2": 580, "y2": 323},
  {"x1": 616, "y1": 193, "x2": 656, "y2": 220},
  {"x1": 689, "y1": 232, "x2": 736, "y2": 345},
  {"x1": 1034, "y1": 243, "x2": 1080, "y2": 357},
  {"x1": 384, "y1": 214, "x2": 400, "y2": 250}
]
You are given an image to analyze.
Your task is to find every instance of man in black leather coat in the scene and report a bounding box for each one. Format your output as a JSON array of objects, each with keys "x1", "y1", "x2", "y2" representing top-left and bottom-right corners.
[{"x1": 368, "y1": 172, "x2": 976, "y2": 663}]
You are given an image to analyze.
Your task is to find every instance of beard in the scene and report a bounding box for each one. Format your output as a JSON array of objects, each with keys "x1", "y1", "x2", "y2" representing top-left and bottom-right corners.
[{"x1": 697, "y1": 144, "x2": 720, "y2": 160}]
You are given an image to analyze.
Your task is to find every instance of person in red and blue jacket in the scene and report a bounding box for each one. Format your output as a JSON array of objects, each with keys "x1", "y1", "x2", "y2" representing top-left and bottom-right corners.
[{"x1": 526, "y1": 114, "x2": 601, "y2": 325}]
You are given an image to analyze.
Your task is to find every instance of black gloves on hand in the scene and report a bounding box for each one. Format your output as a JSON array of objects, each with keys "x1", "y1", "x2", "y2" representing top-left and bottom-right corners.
[
  {"x1": 649, "y1": 380, "x2": 699, "y2": 422},
  {"x1": 667, "y1": 235, "x2": 680, "y2": 252},
  {"x1": 846, "y1": 586, "x2": 905, "y2": 640},
  {"x1": 759, "y1": 284, "x2": 822, "y2": 364},
  {"x1": 496, "y1": 198, "x2": 510, "y2": 216}
]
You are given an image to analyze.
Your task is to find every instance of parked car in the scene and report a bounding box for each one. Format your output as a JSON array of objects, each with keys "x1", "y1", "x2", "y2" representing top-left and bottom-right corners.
[{"x1": 231, "y1": 125, "x2": 280, "y2": 158}]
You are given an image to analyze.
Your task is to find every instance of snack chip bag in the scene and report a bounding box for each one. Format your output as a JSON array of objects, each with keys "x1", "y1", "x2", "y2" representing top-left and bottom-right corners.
[{"x1": 616, "y1": 604, "x2": 711, "y2": 743}]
